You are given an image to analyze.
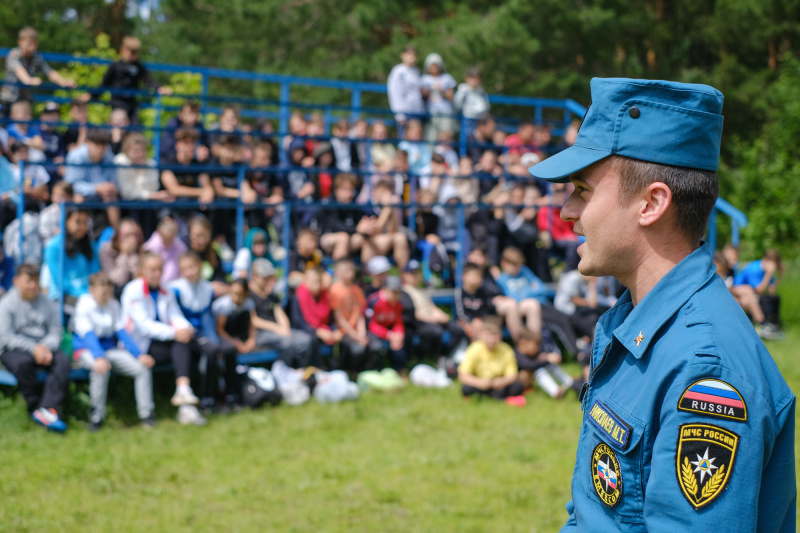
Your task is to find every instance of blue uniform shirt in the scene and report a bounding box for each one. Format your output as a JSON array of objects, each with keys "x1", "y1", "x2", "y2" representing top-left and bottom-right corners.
[{"x1": 562, "y1": 244, "x2": 795, "y2": 532}]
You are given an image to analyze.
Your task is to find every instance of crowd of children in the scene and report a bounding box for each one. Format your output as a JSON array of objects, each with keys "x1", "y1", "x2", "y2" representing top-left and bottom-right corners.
[{"x1": 0, "y1": 27, "x2": 785, "y2": 433}]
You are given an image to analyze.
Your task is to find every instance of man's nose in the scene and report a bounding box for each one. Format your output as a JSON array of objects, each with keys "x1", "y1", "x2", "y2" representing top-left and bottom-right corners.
[{"x1": 561, "y1": 192, "x2": 579, "y2": 222}]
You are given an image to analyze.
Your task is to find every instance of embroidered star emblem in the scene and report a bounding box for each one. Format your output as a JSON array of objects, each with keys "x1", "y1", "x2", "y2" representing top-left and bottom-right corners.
[
  {"x1": 690, "y1": 447, "x2": 718, "y2": 484},
  {"x1": 635, "y1": 331, "x2": 645, "y2": 347}
]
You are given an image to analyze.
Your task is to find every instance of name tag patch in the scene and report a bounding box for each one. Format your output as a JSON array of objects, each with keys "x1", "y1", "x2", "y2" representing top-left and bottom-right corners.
[
  {"x1": 587, "y1": 400, "x2": 633, "y2": 451},
  {"x1": 678, "y1": 379, "x2": 747, "y2": 422}
]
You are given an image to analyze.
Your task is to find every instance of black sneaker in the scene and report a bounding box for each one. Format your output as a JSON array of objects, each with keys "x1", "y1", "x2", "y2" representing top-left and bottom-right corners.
[
  {"x1": 88, "y1": 419, "x2": 104, "y2": 432},
  {"x1": 141, "y1": 414, "x2": 157, "y2": 430}
]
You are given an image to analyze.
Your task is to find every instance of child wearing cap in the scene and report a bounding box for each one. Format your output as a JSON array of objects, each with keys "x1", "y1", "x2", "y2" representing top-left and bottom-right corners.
[
  {"x1": 249, "y1": 258, "x2": 314, "y2": 368},
  {"x1": 362, "y1": 255, "x2": 391, "y2": 299},
  {"x1": 458, "y1": 316, "x2": 524, "y2": 402},
  {"x1": 365, "y1": 275, "x2": 407, "y2": 372}
]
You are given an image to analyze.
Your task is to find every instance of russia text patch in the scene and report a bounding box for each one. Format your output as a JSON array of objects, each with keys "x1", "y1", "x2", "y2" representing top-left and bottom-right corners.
[
  {"x1": 676, "y1": 423, "x2": 739, "y2": 510},
  {"x1": 587, "y1": 400, "x2": 633, "y2": 451},
  {"x1": 678, "y1": 379, "x2": 747, "y2": 421}
]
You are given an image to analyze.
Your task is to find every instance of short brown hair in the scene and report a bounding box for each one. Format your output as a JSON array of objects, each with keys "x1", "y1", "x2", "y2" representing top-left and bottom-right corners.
[
  {"x1": 52, "y1": 181, "x2": 74, "y2": 197},
  {"x1": 181, "y1": 100, "x2": 200, "y2": 113},
  {"x1": 16, "y1": 263, "x2": 40, "y2": 279},
  {"x1": 174, "y1": 127, "x2": 199, "y2": 144},
  {"x1": 501, "y1": 247, "x2": 525, "y2": 266},
  {"x1": 334, "y1": 173, "x2": 358, "y2": 190},
  {"x1": 86, "y1": 128, "x2": 112, "y2": 146},
  {"x1": 517, "y1": 328, "x2": 541, "y2": 344},
  {"x1": 18, "y1": 27, "x2": 38, "y2": 41},
  {"x1": 481, "y1": 316, "x2": 503, "y2": 334},
  {"x1": 612, "y1": 156, "x2": 718, "y2": 247},
  {"x1": 374, "y1": 178, "x2": 394, "y2": 192},
  {"x1": 121, "y1": 132, "x2": 147, "y2": 155},
  {"x1": 179, "y1": 250, "x2": 202, "y2": 264},
  {"x1": 122, "y1": 36, "x2": 142, "y2": 51},
  {"x1": 89, "y1": 271, "x2": 113, "y2": 287}
]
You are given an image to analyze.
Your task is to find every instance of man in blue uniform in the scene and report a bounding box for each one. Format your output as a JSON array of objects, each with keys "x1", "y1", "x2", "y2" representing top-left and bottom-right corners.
[{"x1": 529, "y1": 78, "x2": 795, "y2": 531}]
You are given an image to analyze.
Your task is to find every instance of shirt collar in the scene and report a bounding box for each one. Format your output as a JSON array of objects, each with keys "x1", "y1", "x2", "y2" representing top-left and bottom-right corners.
[{"x1": 611, "y1": 243, "x2": 717, "y2": 358}]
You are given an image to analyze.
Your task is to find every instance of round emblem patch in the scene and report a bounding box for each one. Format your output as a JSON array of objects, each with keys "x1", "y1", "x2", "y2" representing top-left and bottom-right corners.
[{"x1": 591, "y1": 443, "x2": 622, "y2": 507}]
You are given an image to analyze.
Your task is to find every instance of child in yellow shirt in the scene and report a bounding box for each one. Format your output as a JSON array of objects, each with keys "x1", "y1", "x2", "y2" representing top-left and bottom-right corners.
[{"x1": 458, "y1": 316, "x2": 524, "y2": 401}]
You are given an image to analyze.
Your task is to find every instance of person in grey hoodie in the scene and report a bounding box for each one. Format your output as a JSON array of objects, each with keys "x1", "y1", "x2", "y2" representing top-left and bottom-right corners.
[
  {"x1": 0, "y1": 263, "x2": 69, "y2": 432},
  {"x1": 387, "y1": 45, "x2": 425, "y2": 127}
]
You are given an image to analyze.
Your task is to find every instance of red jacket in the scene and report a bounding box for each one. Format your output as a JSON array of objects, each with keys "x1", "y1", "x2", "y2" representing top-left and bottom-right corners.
[{"x1": 366, "y1": 290, "x2": 404, "y2": 339}]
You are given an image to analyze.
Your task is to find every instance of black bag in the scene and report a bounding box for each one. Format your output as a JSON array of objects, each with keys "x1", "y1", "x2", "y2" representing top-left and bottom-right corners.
[{"x1": 241, "y1": 367, "x2": 282, "y2": 409}]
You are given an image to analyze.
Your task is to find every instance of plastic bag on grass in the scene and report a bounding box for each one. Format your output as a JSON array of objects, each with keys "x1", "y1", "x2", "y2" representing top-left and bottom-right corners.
[{"x1": 409, "y1": 364, "x2": 453, "y2": 388}]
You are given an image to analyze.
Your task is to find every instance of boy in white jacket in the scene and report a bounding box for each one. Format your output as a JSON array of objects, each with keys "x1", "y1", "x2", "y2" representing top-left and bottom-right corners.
[
  {"x1": 73, "y1": 272, "x2": 155, "y2": 431},
  {"x1": 168, "y1": 251, "x2": 237, "y2": 413},
  {"x1": 121, "y1": 251, "x2": 206, "y2": 425}
]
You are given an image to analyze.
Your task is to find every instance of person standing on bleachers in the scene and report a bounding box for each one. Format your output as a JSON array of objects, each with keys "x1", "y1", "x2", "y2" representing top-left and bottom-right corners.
[
  {"x1": 0, "y1": 264, "x2": 69, "y2": 432},
  {"x1": 387, "y1": 45, "x2": 425, "y2": 129},
  {"x1": 91, "y1": 36, "x2": 172, "y2": 123}
]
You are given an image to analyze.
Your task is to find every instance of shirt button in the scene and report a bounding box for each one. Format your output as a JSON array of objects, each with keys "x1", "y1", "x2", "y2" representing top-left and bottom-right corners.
[{"x1": 629, "y1": 106, "x2": 641, "y2": 119}]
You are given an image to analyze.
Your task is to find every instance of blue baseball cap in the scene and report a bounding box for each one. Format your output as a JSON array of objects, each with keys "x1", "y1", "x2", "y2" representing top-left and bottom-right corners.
[{"x1": 530, "y1": 78, "x2": 724, "y2": 183}]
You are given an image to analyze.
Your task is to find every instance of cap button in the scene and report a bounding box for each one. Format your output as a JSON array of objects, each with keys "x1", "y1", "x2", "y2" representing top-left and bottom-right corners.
[{"x1": 628, "y1": 106, "x2": 641, "y2": 119}]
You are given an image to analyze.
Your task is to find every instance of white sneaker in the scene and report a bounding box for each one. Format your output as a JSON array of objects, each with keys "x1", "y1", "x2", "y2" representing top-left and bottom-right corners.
[
  {"x1": 171, "y1": 388, "x2": 199, "y2": 406},
  {"x1": 177, "y1": 405, "x2": 207, "y2": 426}
]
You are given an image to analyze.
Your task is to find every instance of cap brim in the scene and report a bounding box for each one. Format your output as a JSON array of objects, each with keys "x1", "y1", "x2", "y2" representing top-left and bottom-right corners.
[{"x1": 529, "y1": 145, "x2": 611, "y2": 183}]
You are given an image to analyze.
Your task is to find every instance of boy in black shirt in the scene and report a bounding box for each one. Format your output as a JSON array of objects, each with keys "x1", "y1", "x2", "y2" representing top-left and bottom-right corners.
[
  {"x1": 288, "y1": 228, "x2": 323, "y2": 289},
  {"x1": 93, "y1": 36, "x2": 171, "y2": 121},
  {"x1": 454, "y1": 262, "x2": 495, "y2": 340},
  {"x1": 319, "y1": 173, "x2": 369, "y2": 261},
  {"x1": 248, "y1": 259, "x2": 313, "y2": 368},
  {"x1": 160, "y1": 127, "x2": 215, "y2": 206}
]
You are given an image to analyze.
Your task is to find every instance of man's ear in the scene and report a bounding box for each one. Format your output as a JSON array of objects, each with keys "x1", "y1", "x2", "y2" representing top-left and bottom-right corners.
[{"x1": 639, "y1": 181, "x2": 672, "y2": 227}]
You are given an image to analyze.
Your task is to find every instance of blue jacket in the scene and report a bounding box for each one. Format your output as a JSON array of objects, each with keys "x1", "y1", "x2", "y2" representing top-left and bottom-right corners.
[
  {"x1": 496, "y1": 265, "x2": 551, "y2": 304},
  {"x1": 42, "y1": 234, "x2": 100, "y2": 300},
  {"x1": 562, "y1": 244, "x2": 795, "y2": 531}
]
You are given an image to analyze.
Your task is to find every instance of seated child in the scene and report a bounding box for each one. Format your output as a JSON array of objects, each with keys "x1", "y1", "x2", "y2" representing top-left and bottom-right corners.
[
  {"x1": 361, "y1": 178, "x2": 409, "y2": 270},
  {"x1": 458, "y1": 316, "x2": 524, "y2": 400},
  {"x1": 496, "y1": 246, "x2": 582, "y2": 356},
  {"x1": 365, "y1": 275, "x2": 406, "y2": 372},
  {"x1": 0, "y1": 264, "x2": 70, "y2": 432},
  {"x1": 329, "y1": 259, "x2": 369, "y2": 373},
  {"x1": 291, "y1": 266, "x2": 342, "y2": 367},
  {"x1": 142, "y1": 217, "x2": 187, "y2": 285},
  {"x1": 401, "y1": 260, "x2": 466, "y2": 359},
  {"x1": 288, "y1": 228, "x2": 323, "y2": 289},
  {"x1": 73, "y1": 272, "x2": 155, "y2": 430},
  {"x1": 38, "y1": 181, "x2": 73, "y2": 244},
  {"x1": 465, "y1": 246, "x2": 523, "y2": 340},
  {"x1": 514, "y1": 328, "x2": 574, "y2": 399},
  {"x1": 454, "y1": 262, "x2": 496, "y2": 340},
  {"x1": 318, "y1": 173, "x2": 369, "y2": 261},
  {"x1": 232, "y1": 227, "x2": 271, "y2": 280},
  {"x1": 212, "y1": 278, "x2": 256, "y2": 407},
  {"x1": 249, "y1": 258, "x2": 313, "y2": 368},
  {"x1": 169, "y1": 251, "x2": 237, "y2": 412},
  {"x1": 120, "y1": 252, "x2": 206, "y2": 426}
]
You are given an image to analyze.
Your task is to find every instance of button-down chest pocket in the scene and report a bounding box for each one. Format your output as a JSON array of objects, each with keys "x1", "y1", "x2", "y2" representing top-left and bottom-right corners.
[{"x1": 585, "y1": 397, "x2": 647, "y2": 523}]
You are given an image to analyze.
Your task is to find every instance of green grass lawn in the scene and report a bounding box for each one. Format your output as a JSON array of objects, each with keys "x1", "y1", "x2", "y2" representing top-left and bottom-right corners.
[{"x1": 0, "y1": 270, "x2": 798, "y2": 532}]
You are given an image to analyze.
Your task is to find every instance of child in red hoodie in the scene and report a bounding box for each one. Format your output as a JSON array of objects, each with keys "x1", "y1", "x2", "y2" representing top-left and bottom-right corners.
[
  {"x1": 291, "y1": 266, "x2": 343, "y2": 367},
  {"x1": 365, "y1": 276, "x2": 407, "y2": 372}
]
